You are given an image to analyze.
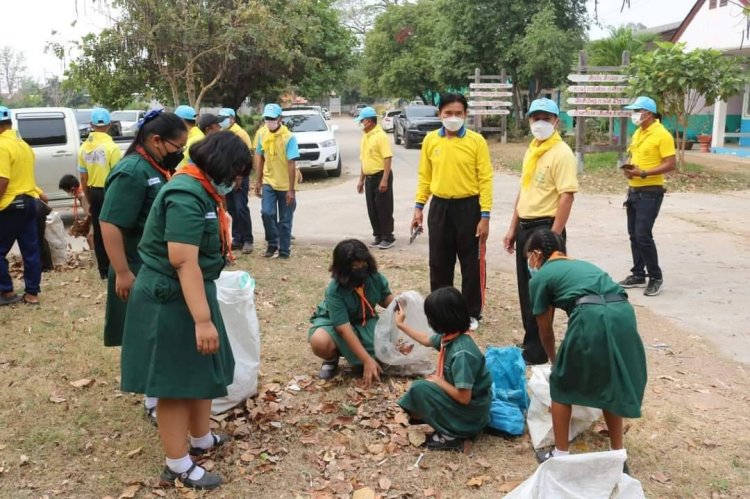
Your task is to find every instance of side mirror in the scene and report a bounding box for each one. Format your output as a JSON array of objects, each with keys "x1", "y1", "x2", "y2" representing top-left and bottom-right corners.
[{"x1": 331, "y1": 125, "x2": 339, "y2": 133}]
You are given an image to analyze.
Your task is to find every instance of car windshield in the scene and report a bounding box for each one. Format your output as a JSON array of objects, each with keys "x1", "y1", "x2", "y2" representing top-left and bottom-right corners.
[
  {"x1": 111, "y1": 111, "x2": 139, "y2": 122},
  {"x1": 283, "y1": 114, "x2": 328, "y2": 132},
  {"x1": 386, "y1": 111, "x2": 400, "y2": 117},
  {"x1": 406, "y1": 107, "x2": 438, "y2": 118},
  {"x1": 74, "y1": 110, "x2": 91, "y2": 124}
]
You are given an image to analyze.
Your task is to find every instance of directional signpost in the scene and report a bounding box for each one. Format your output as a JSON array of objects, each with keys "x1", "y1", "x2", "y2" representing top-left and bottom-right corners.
[{"x1": 468, "y1": 68, "x2": 513, "y2": 142}]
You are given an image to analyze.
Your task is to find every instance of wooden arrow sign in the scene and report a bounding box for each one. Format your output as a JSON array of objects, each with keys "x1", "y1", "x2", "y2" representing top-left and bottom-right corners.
[
  {"x1": 568, "y1": 85, "x2": 628, "y2": 93},
  {"x1": 567, "y1": 97, "x2": 632, "y2": 105},
  {"x1": 567, "y1": 109, "x2": 632, "y2": 118},
  {"x1": 469, "y1": 83, "x2": 513, "y2": 89},
  {"x1": 568, "y1": 74, "x2": 628, "y2": 83},
  {"x1": 469, "y1": 91, "x2": 513, "y2": 98},
  {"x1": 468, "y1": 109, "x2": 511, "y2": 115},
  {"x1": 468, "y1": 100, "x2": 512, "y2": 107}
]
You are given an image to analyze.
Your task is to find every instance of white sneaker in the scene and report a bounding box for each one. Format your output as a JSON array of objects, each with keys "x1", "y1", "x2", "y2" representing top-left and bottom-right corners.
[{"x1": 469, "y1": 317, "x2": 479, "y2": 331}]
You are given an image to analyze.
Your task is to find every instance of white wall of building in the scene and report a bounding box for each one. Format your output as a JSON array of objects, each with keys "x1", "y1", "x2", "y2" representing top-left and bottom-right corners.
[{"x1": 677, "y1": 2, "x2": 748, "y2": 52}]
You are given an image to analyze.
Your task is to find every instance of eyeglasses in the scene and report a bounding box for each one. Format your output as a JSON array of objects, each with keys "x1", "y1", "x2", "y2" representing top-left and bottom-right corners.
[{"x1": 163, "y1": 138, "x2": 185, "y2": 153}]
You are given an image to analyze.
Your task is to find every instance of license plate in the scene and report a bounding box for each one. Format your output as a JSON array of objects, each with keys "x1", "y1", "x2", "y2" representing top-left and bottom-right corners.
[{"x1": 296, "y1": 160, "x2": 312, "y2": 167}]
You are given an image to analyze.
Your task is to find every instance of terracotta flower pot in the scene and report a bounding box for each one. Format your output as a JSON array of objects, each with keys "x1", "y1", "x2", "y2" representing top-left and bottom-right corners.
[{"x1": 697, "y1": 135, "x2": 711, "y2": 153}]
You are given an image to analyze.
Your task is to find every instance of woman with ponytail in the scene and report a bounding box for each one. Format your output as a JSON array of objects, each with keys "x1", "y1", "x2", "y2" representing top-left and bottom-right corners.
[
  {"x1": 120, "y1": 131, "x2": 251, "y2": 489},
  {"x1": 525, "y1": 229, "x2": 647, "y2": 470}
]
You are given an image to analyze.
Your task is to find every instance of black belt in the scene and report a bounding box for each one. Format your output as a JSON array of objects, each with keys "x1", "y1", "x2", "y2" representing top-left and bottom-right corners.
[
  {"x1": 89, "y1": 186, "x2": 104, "y2": 190},
  {"x1": 628, "y1": 186, "x2": 665, "y2": 193},
  {"x1": 518, "y1": 217, "x2": 554, "y2": 230},
  {"x1": 576, "y1": 294, "x2": 627, "y2": 306}
]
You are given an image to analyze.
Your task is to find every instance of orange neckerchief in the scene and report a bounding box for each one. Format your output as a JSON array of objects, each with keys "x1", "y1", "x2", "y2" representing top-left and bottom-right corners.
[
  {"x1": 72, "y1": 186, "x2": 82, "y2": 219},
  {"x1": 436, "y1": 331, "x2": 473, "y2": 380},
  {"x1": 353, "y1": 285, "x2": 376, "y2": 326},
  {"x1": 136, "y1": 145, "x2": 172, "y2": 180},
  {"x1": 174, "y1": 164, "x2": 233, "y2": 261}
]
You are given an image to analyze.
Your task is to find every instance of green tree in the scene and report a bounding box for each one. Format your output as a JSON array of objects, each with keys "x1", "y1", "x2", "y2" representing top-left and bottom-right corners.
[
  {"x1": 587, "y1": 26, "x2": 657, "y2": 67},
  {"x1": 628, "y1": 42, "x2": 748, "y2": 163},
  {"x1": 0, "y1": 46, "x2": 27, "y2": 97},
  {"x1": 362, "y1": 1, "x2": 441, "y2": 102}
]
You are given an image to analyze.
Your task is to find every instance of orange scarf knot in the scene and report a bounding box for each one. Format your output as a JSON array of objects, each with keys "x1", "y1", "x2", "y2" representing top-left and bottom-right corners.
[
  {"x1": 354, "y1": 285, "x2": 376, "y2": 326},
  {"x1": 436, "y1": 331, "x2": 473, "y2": 380},
  {"x1": 174, "y1": 164, "x2": 233, "y2": 261},
  {"x1": 136, "y1": 145, "x2": 173, "y2": 181}
]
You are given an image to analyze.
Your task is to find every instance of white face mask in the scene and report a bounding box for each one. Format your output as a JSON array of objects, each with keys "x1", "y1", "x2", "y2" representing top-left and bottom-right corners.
[
  {"x1": 442, "y1": 117, "x2": 464, "y2": 132},
  {"x1": 530, "y1": 120, "x2": 555, "y2": 141},
  {"x1": 266, "y1": 120, "x2": 280, "y2": 132},
  {"x1": 631, "y1": 112, "x2": 643, "y2": 126},
  {"x1": 219, "y1": 118, "x2": 231, "y2": 130}
]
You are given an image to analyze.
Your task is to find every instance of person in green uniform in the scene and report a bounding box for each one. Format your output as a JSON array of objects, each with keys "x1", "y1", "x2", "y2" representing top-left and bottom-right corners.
[
  {"x1": 308, "y1": 239, "x2": 394, "y2": 385},
  {"x1": 525, "y1": 229, "x2": 647, "y2": 469},
  {"x1": 120, "y1": 131, "x2": 251, "y2": 490},
  {"x1": 100, "y1": 110, "x2": 187, "y2": 422},
  {"x1": 395, "y1": 287, "x2": 492, "y2": 451}
]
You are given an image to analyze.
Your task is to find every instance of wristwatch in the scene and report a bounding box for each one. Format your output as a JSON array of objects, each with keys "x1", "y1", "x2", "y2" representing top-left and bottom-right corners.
[{"x1": 639, "y1": 170, "x2": 648, "y2": 179}]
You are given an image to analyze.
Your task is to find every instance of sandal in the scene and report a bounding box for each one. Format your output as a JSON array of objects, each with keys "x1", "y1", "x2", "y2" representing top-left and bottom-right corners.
[
  {"x1": 22, "y1": 294, "x2": 40, "y2": 306},
  {"x1": 189, "y1": 432, "x2": 229, "y2": 456},
  {"x1": 160, "y1": 463, "x2": 222, "y2": 490},
  {"x1": 0, "y1": 294, "x2": 21, "y2": 306},
  {"x1": 425, "y1": 432, "x2": 464, "y2": 452},
  {"x1": 318, "y1": 358, "x2": 339, "y2": 380}
]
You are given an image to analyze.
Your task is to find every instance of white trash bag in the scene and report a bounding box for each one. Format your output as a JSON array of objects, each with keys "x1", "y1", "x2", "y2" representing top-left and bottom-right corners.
[
  {"x1": 504, "y1": 449, "x2": 646, "y2": 499},
  {"x1": 527, "y1": 365, "x2": 602, "y2": 450},
  {"x1": 212, "y1": 271, "x2": 261, "y2": 414},
  {"x1": 45, "y1": 211, "x2": 68, "y2": 266},
  {"x1": 374, "y1": 291, "x2": 435, "y2": 377}
]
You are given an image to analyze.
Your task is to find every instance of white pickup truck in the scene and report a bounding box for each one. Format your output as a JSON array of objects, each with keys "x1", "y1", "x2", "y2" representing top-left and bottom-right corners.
[{"x1": 11, "y1": 107, "x2": 131, "y2": 208}]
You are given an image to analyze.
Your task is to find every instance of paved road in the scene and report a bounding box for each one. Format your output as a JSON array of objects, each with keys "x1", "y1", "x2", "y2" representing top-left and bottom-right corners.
[{"x1": 27, "y1": 116, "x2": 750, "y2": 364}]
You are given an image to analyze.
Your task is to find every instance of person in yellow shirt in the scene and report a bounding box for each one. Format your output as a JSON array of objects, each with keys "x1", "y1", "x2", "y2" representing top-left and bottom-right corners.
[
  {"x1": 0, "y1": 106, "x2": 42, "y2": 305},
  {"x1": 502, "y1": 98, "x2": 578, "y2": 365},
  {"x1": 618, "y1": 96, "x2": 676, "y2": 297},
  {"x1": 175, "y1": 105, "x2": 205, "y2": 169},
  {"x1": 356, "y1": 107, "x2": 394, "y2": 250},
  {"x1": 198, "y1": 114, "x2": 222, "y2": 136},
  {"x1": 220, "y1": 107, "x2": 254, "y2": 253},
  {"x1": 411, "y1": 93, "x2": 493, "y2": 325},
  {"x1": 78, "y1": 108, "x2": 122, "y2": 279},
  {"x1": 254, "y1": 103, "x2": 299, "y2": 259}
]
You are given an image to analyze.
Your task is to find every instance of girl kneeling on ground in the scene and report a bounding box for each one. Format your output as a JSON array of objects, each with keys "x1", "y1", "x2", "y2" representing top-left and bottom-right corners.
[
  {"x1": 308, "y1": 238, "x2": 395, "y2": 386},
  {"x1": 526, "y1": 229, "x2": 647, "y2": 469},
  {"x1": 396, "y1": 287, "x2": 492, "y2": 451},
  {"x1": 120, "y1": 132, "x2": 251, "y2": 489}
]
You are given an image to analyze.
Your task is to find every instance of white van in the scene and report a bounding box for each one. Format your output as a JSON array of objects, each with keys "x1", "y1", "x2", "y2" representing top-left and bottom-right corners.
[{"x1": 11, "y1": 107, "x2": 79, "y2": 208}]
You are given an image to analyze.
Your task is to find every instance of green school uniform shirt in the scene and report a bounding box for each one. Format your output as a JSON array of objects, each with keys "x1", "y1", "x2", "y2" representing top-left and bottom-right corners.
[
  {"x1": 429, "y1": 333, "x2": 492, "y2": 396},
  {"x1": 311, "y1": 272, "x2": 392, "y2": 327}
]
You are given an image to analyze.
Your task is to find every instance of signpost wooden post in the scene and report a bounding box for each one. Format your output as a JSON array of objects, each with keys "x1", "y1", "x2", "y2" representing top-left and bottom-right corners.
[
  {"x1": 569, "y1": 50, "x2": 631, "y2": 172},
  {"x1": 468, "y1": 68, "x2": 513, "y2": 143}
]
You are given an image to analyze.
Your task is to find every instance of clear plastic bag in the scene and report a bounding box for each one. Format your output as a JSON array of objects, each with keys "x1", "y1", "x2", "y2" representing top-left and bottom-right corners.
[
  {"x1": 45, "y1": 212, "x2": 68, "y2": 266},
  {"x1": 373, "y1": 291, "x2": 435, "y2": 377}
]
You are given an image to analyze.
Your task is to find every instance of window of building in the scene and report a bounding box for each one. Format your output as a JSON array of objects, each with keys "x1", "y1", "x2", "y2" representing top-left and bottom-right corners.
[
  {"x1": 709, "y1": 0, "x2": 717, "y2": 8},
  {"x1": 720, "y1": 0, "x2": 728, "y2": 6}
]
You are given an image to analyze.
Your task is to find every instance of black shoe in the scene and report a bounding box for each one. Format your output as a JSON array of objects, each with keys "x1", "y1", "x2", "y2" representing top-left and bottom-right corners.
[
  {"x1": 623, "y1": 460, "x2": 630, "y2": 475},
  {"x1": 522, "y1": 349, "x2": 548, "y2": 366},
  {"x1": 377, "y1": 239, "x2": 395, "y2": 250},
  {"x1": 535, "y1": 448, "x2": 555, "y2": 464},
  {"x1": 263, "y1": 247, "x2": 278, "y2": 258},
  {"x1": 619, "y1": 275, "x2": 646, "y2": 288},
  {"x1": 231, "y1": 242, "x2": 242, "y2": 251},
  {"x1": 644, "y1": 278, "x2": 663, "y2": 297},
  {"x1": 189, "y1": 432, "x2": 229, "y2": 456},
  {"x1": 278, "y1": 253, "x2": 290, "y2": 260},
  {"x1": 318, "y1": 358, "x2": 339, "y2": 380},
  {"x1": 425, "y1": 432, "x2": 464, "y2": 452},
  {"x1": 241, "y1": 242, "x2": 253, "y2": 254},
  {"x1": 368, "y1": 238, "x2": 382, "y2": 248},
  {"x1": 160, "y1": 464, "x2": 222, "y2": 490}
]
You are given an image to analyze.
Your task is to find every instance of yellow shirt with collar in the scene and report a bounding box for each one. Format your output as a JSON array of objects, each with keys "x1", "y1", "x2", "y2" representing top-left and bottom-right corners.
[
  {"x1": 628, "y1": 120, "x2": 675, "y2": 188},
  {"x1": 0, "y1": 128, "x2": 38, "y2": 210},
  {"x1": 229, "y1": 122, "x2": 253, "y2": 151},
  {"x1": 78, "y1": 131, "x2": 122, "y2": 188},
  {"x1": 416, "y1": 127, "x2": 493, "y2": 214},
  {"x1": 178, "y1": 125, "x2": 205, "y2": 169},
  {"x1": 517, "y1": 141, "x2": 579, "y2": 219},
  {"x1": 252, "y1": 125, "x2": 267, "y2": 150},
  {"x1": 360, "y1": 125, "x2": 393, "y2": 175}
]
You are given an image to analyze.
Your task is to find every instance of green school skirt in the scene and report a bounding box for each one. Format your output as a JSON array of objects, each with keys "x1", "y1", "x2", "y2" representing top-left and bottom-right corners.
[
  {"x1": 308, "y1": 316, "x2": 378, "y2": 366},
  {"x1": 103, "y1": 261, "x2": 142, "y2": 347}
]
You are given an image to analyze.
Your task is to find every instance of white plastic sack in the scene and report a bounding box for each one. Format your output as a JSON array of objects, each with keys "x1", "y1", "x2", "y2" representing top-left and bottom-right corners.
[
  {"x1": 527, "y1": 365, "x2": 602, "y2": 450},
  {"x1": 45, "y1": 212, "x2": 68, "y2": 266},
  {"x1": 504, "y1": 450, "x2": 646, "y2": 499},
  {"x1": 212, "y1": 271, "x2": 261, "y2": 414},
  {"x1": 374, "y1": 291, "x2": 435, "y2": 377}
]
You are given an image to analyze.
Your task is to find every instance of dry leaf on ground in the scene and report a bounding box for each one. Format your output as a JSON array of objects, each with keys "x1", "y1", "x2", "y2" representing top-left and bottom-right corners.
[
  {"x1": 126, "y1": 447, "x2": 142, "y2": 458},
  {"x1": 651, "y1": 471, "x2": 672, "y2": 484},
  {"x1": 118, "y1": 484, "x2": 140, "y2": 499},
  {"x1": 352, "y1": 486, "x2": 376, "y2": 499},
  {"x1": 378, "y1": 477, "x2": 392, "y2": 490},
  {"x1": 467, "y1": 475, "x2": 491, "y2": 487},
  {"x1": 70, "y1": 378, "x2": 95, "y2": 389},
  {"x1": 408, "y1": 430, "x2": 426, "y2": 447}
]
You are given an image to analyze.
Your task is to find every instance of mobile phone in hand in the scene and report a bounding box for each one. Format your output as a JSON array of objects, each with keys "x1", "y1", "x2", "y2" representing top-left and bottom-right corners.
[{"x1": 619, "y1": 163, "x2": 635, "y2": 170}]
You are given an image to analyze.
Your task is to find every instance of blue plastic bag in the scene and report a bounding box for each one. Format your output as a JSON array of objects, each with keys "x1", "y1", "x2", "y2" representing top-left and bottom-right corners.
[{"x1": 485, "y1": 345, "x2": 528, "y2": 436}]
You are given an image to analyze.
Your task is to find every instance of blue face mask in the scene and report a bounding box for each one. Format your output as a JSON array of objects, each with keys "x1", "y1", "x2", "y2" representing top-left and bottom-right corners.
[
  {"x1": 219, "y1": 118, "x2": 231, "y2": 130},
  {"x1": 211, "y1": 180, "x2": 233, "y2": 196},
  {"x1": 527, "y1": 260, "x2": 538, "y2": 277}
]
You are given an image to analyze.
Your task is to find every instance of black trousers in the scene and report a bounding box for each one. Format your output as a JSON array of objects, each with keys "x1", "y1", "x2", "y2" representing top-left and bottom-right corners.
[
  {"x1": 35, "y1": 199, "x2": 52, "y2": 271},
  {"x1": 88, "y1": 187, "x2": 109, "y2": 279},
  {"x1": 427, "y1": 195, "x2": 483, "y2": 318},
  {"x1": 364, "y1": 171, "x2": 394, "y2": 242},
  {"x1": 626, "y1": 187, "x2": 664, "y2": 280},
  {"x1": 515, "y1": 217, "x2": 566, "y2": 362}
]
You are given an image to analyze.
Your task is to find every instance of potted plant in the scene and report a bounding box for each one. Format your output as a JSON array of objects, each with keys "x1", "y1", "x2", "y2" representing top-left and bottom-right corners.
[{"x1": 696, "y1": 124, "x2": 712, "y2": 153}]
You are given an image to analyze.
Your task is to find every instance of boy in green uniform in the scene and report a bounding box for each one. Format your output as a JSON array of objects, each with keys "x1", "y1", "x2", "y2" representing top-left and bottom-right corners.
[
  {"x1": 100, "y1": 111, "x2": 187, "y2": 420},
  {"x1": 308, "y1": 239, "x2": 395, "y2": 385},
  {"x1": 526, "y1": 230, "x2": 647, "y2": 470},
  {"x1": 396, "y1": 287, "x2": 492, "y2": 451},
  {"x1": 120, "y1": 132, "x2": 251, "y2": 490}
]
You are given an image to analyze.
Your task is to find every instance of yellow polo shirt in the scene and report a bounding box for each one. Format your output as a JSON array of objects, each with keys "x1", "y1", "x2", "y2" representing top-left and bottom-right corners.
[
  {"x1": 517, "y1": 141, "x2": 578, "y2": 219},
  {"x1": 229, "y1": 122, "x2": 253, "y2": 151},
  {"x1": 256, "y1": 126, "x2": 300, "y2": 191},
  {"x1": 78, "y1": 132, "x2": 122, "y2": 188},
  {"x1": 360, "y1": 125, "x2": 392, "y2": 175},
  {"x1": 252, "y1": 125, "x2": 267, "y2": 150},
  {"x1": 416, "y1": 127, "x2": 493, "y2": 214},
  {"x1": 0, "y1": 129, "x2": 38, "y2": 210},
  {"x1": 628, "y1": 120, "x2": 675, "y2": 188},
  {"x1": 179, "y1": 125, "x2": 205, "y2": 168}
]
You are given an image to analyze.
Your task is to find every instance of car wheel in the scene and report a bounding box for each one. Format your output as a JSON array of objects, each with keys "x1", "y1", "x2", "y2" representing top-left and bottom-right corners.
[
  {"x1": 328, "y1": 157, "x2": 342, "y2": 178},
  {"x1": 404, "y1": 132, "x2": 413, "y2": 149},
  {"x1": 394, "y1": 128, "x2": 401, "y2": 145}
]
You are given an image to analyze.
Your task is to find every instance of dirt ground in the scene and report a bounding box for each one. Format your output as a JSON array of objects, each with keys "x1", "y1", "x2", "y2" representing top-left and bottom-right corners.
[{"x1": 1, "y1": 248, "x2": 749, "y2": 499}]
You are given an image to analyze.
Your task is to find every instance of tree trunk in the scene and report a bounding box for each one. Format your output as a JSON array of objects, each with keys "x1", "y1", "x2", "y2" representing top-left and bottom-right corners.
[{"x1": 194, "y1": 66, "x2": 226, "y2": 112}]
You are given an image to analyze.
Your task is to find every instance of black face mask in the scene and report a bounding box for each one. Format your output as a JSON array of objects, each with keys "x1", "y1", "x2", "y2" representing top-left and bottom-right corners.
[
  {"x1": 349, "y1": 268, "x2": 369, "y2": 286},
  {"x1": 161, "y1": 150, "x2": 184, "y2": 171}
]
